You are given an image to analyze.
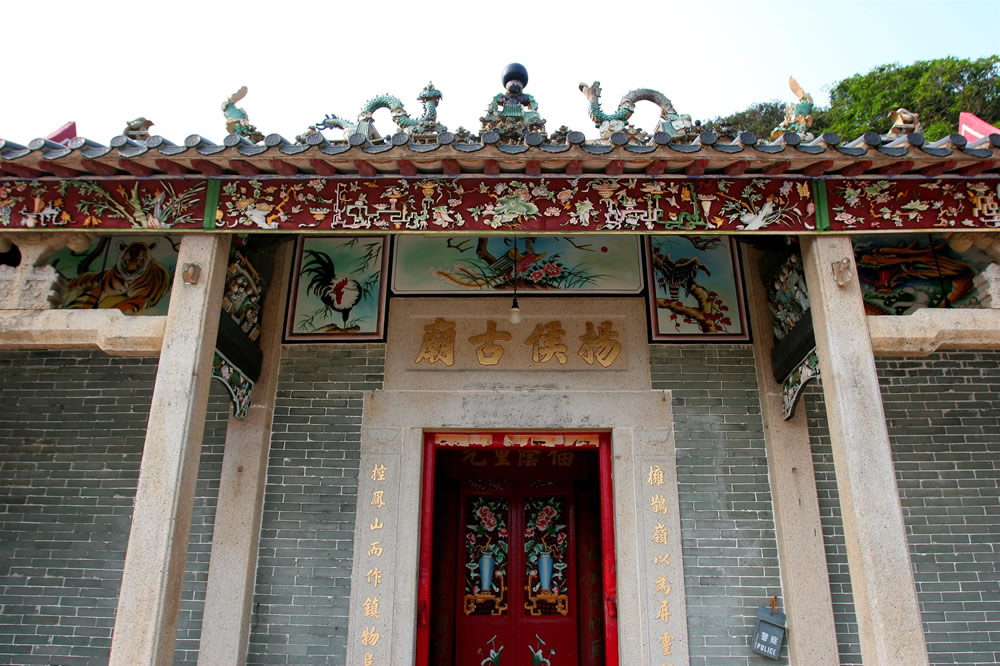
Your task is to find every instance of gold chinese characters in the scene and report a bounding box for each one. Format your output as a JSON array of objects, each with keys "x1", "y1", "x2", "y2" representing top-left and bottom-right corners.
[{"x1": 415, "y1": 319, "x2": 624, "y2": 368}]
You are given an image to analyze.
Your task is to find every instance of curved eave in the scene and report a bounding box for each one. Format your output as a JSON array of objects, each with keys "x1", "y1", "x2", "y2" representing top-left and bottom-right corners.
[{"x1": 1, "y1": 131, "x2": 998, "y2": 180}]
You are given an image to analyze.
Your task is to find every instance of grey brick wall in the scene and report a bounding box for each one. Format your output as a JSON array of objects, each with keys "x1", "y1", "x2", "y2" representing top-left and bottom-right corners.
[
  {"x1": 650, "y1": 344, "x2": 787, "y2": 666},
  {"x1": 0, "y1": 350, "x2": 230, "y2": 666},
  {"x1": 805, "y1": 350, "x2": 1000, "y2": 665},
  {"x1": 246, "y1": 344, "x2": 384, "y2": 666}
]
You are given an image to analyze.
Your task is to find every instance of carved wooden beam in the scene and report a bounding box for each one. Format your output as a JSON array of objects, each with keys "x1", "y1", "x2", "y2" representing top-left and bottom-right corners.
[
  {"x1": 2, "y1": 163, "x2": 43, "y2": 178},
  {"x1": 229, "y1": 160, "x2": 260, "y2": 176},
  {"x1": 191, "y1": 159, "x2": 225, "y2": 176},
  {"x1": 80, "y1": 159, "x2": 122, "y2": 176},
  {"x1": 397, "y1": 160, "x2": 418, "y2": 177},
  {"x1": 644, "y1": 160, "x2": 667, "y2": 175},
  {"x1": 566, "y1": 160, "x2": 583, "y2": 176},
  {"x1": 877, "y1": 160, "x2": 914, "y2": 175},
  {"x1": 762, "y1": 161, "x2": 792, "y2": 175},
  {"x1": 605, "y1": 160, "x2": 624, "y2": 176},
  {"x1": 442, "y1": 159, "x2": 461, "y2": 176},
  {"x1": 839, "y1": 160, "x2": 873, "y2": 177},
  {"x1": 270, "y1": 159, "x2": 299, "y2": 176},
  {"x1": 484, "y1": 159, "x2": 500, "y2": 175},
  {"x1": 919, "y1": 160, "x2": 957, "y2": 177},
  {"x1": 959, "y1": 160, "x2": 995, "y2": 177},
  {"x1": 118, "y1": 160, "x2": 154, "y2": 177},
  {"x1": 155, "y1": 159, "x2": 190, "y2": 175},
  {"x1": 526, "y1": 160, "x2": 541, "y2": 176},
  {"x1": 801, "y1": 160, "x2": 834, "y2": 177},
  {"x1": 38, "y1": 161, "x2": 82, "y2": 178},
  {"x1": 309, "y1": 159, "x2": 338, "y2": 176},
  {"x1": 724, "y1": 160, "x2": 750, "y2": 175},
  {"x1": 684, "y1": 159, "x2": 708, "y2": 175}
]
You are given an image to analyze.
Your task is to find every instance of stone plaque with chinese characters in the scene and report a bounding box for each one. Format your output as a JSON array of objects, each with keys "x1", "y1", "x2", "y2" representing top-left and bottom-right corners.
[
  {"x1": 346, "y1": 431, "x2": 403, "y2": 666},
  {"x1": 384, "y1": 297, "x2": 650, "y2": 391},
  {"x1": 635, "y1": 429, "x2": 690, "y2": 665}
]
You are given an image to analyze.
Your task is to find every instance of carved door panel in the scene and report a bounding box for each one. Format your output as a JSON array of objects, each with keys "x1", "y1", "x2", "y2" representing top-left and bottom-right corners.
[{"x1": 454, "y1": 480, "x2": 579, "y2": 665}]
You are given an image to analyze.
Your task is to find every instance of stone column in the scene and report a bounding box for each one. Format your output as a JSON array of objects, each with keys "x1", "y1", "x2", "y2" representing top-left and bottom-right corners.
[
  {"x1": 198, "y1": 242, "x2": 293, "y2": 666},
  {"x1": 109, "y1": 234, "x2": 232, "y2": 666},
  {"x1": 800, "y1": 235, "x2": 928, "y2": 664},
  {"x1": 744, "y1": 248, "x2": 838, "y2": 664}
]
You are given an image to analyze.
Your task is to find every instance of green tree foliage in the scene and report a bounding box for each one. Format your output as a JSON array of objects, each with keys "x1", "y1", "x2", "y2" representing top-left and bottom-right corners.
[
  {"x1": 825, "y1": 56, "x2": 998, "y2": 141},
  {"x1": 708, "y1": 56, "x2": 998, "y2": 142}
]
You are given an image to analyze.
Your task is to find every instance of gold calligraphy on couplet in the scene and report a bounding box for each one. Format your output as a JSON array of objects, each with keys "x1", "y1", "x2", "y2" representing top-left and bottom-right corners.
[
  {"x1": 647, "y1": 461, "x2": 677, "y2": 656},
  {"x1": 360, "y1": 462, "x2": 389, "y2": 659},
  {"x1": 414, "y1": 318, "x2": 624, "y2": 368}
]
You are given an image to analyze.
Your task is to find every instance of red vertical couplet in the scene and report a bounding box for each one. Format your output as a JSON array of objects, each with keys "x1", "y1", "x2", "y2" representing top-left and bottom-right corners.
[
  {"x1": 599, "y1": 433, "x2": 620, "y2": 664},
  {"x1": 416, "y1": 434, "x2": 436, "y2": 666}
]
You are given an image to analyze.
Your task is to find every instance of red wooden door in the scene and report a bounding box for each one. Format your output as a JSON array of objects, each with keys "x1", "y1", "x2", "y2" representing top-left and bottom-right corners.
[{"x1": 454, "y1": 479, "x2": 578, "y2": 665}]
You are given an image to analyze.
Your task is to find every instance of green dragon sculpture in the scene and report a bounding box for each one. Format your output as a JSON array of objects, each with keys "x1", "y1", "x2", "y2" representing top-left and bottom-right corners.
[
  {"x1": 770, "y1": 76, "x2": 814, "y2": 139},
  {"x1": 579, "y1": 81, "x2": 694, "y2": 144},
  {"x1": 304, "y1": 82, "x2": 446, "y2": 144}
]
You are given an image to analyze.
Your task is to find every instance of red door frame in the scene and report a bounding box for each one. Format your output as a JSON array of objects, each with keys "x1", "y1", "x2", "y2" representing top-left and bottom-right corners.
[{"x1": 415, "y1": 432, "x2": 619, "y2": 666}]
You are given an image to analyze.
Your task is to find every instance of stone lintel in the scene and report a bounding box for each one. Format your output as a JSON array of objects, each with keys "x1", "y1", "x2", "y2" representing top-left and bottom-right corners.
[
  {"x1": 0, "y1": 309, "x2": 165, "y2": 355},
  {"x1": 868, "y1": 308, "x2": 1000, "y2": 355}
]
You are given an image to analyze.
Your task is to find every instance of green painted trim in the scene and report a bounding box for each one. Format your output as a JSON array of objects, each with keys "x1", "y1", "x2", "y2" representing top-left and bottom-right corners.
[
  {"x1": 203, "y1": 180, "x2": 220, "y2": 230},
  {"x1": 811, "y1": 179, "x2": 830, "y2": 231}
]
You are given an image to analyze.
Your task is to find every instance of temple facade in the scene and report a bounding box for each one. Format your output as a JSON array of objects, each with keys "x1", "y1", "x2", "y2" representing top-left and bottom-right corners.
[{"x1": 1, "y1": 65, "x2": 999, "y2": 665}]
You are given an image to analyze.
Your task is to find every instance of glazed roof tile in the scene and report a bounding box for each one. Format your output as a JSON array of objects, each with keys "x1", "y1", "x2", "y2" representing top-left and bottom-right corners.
[{"x1": 0, "y1": 129, "x2": 997, "y2": 179}]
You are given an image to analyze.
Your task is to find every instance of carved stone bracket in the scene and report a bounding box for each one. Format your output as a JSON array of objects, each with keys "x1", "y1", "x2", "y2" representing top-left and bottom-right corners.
[
  {"x1": 781, "y1": 349, "x2": 820, "y2": 419},
  {"x1": 0, "y1": 232, "x2": 89, "y2": 310},
  {"x1": 211, "y1": 349, "x2": 254, "y2": 419},
  {"x1": 974, "y1": 263, "x2": 1000, "y2": 308}
]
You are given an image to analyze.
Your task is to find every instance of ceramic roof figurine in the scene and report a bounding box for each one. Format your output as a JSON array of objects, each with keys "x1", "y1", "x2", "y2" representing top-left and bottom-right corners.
[
  {"x1": 771, "y1": 76, "x2": 815, "y2": 140},
  {"x1": 579, "y1": 81, "x2": 694, "y2": 144},
  {"x1": 306, "y1": 82, "x2": 447, "y2": 145},
  {"x1": 123, "y1": 117, "x2": 154, "y2": 142},
  {"x1": 222, "y1": 86, "x2": 265, "y2": 144},
  {"x1": 480, "y1": 63, "x2": 546, "y2": 143},
  {"x1": 888, "y1": 108, "x2": 923, "y2": 135}
]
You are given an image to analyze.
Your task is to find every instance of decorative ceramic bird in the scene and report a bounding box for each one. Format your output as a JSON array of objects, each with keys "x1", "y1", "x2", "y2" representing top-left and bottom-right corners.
[{"x1": 302, "y1": 250, "x2": 362, "y2": 329}]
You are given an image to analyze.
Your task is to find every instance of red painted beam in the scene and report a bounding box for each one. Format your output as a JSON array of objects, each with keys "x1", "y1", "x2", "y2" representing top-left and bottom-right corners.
[
  {"x1": 1, "y1": 163, "x2": 43, "y2": 178},
  {"x1": 959, "y1": 160, "x2": 995, "y2": 177},
  {"x1": 190, "y1": 159, "x2": 225, "y2": 176},
  {"x1": 81, "y1": 159, "x2": 122, "y2": 176},
  {"x1": 229, "y1": 160, "x2": 260, "y2": 176},
  {"x1": 484, "y1": 159, "x2": 500, "y2": 175},
  {"x1": 155, "y1": 159, "x2": 190, "y2": 175},
  {"x1": 442, "y1": 159, "x2": 461, "y2": 176},
  {"x1": 525, "y1": 160, "x2": 541, "y2": 176},
  {"x1": 118, "y1": 160, "x2": 154, "y2": 177},
  {"x1": 877, "y1": 160, "x2": 914, "y2": 175},
  {"x1": 270, "y1": 159, "x2": 299, "y2": 176},
  {"x1": 605, "y1": 160, "x2": 624, "y2": 176},
  {"x1": 644, "y1": 160, "x2": 667, "y2": 175},
  {"x1": 839, "y1": 160, "x2": 873, "y2": 177},
  {"x1": 919, "y1": 160, "x2": 957, "y2": 177},
  {"x1": 397, "y1": 160, "x2": 418, "y2": 177},
  {"x1": 762, "y1": 161, "x2": 792, "y2": 175},
  {"x1": 802, "y1": 160, "x2": 834, "y2": 177},
  {"x1": 38, "y1": 161, "x2": 82, "y2": 178},
  {"x1": 684, "y1": 159, "x2": 708, "y2": 175},
  {"x1": 309, "y1": 159, "x2": 338, "y2": 176},
  {"x1": 565, "y1": 160, "x2": 583, "y2": 176},
  {"x1": 724, "y1": 160, "x2": 750, "y2": 175},
  {"x1": 354, "y1": 160, "x2": 376, "y2": 177}
]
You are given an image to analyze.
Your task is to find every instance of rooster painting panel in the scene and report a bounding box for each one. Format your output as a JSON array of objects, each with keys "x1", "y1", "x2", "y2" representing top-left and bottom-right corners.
[
  {"x1": 646, "y1": 236, "x2": 749, "y2": 342},
  {"x1": 284, "y1": 236, "x2": 388, "y2": 342}
]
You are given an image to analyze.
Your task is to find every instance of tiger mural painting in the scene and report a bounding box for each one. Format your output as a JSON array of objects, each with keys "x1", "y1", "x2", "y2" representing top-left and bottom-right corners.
[{"x1": 63, "y1": 240, "x2": 172, "y2": 314}]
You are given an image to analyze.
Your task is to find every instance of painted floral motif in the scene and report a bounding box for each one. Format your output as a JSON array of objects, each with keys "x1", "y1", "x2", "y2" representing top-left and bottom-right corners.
[
  {"x1": 222, "y1": 251, "x2": 263, "y2": 341},
  {"x1": 528, "y1": 634, "x2": 556, "y2": 665},
  {"x1": 782, "y1": 349, "x2": 819, "y2": 419},
  {"x1": 829, "y1": 179, "x2": 1000, "y2": 231},
  {"x1": 523, "y1": 497, "x2": 568, "y2": 600},
  {"x1": 478, "y1": 635, "x2": 504, "y2": 665},
  {"x1": 0, "y1": 180, "x2": 204, "y2": 229},
  {"x1": 465, "y1": 497, "x2": 509, "y2": 597},
  {"x1": 212, "y1": 350, "x2": 254, "y2": 419},
  {"x1": 221, "y1": 179, "x2": 324, "y2": 230},
  {"x1": 767, "y1": 251, "x2": 810, "y2": 340}
]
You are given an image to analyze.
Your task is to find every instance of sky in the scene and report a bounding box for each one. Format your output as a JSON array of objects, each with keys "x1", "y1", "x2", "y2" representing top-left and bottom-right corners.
[{"x1": 2, "y1": 0, "x2": 998, "y2": 145}]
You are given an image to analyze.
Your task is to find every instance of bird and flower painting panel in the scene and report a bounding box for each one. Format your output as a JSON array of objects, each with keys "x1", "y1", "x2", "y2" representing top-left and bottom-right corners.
[
  {"x1": 646, "y1": 235, "x2": 749, "y2": 342},
  {"x1": 284, "y1": 235, "x2": 388, "y2": 342},
  {"x1": 391, "y1": 235, "x2": 643, "y2": 294}
]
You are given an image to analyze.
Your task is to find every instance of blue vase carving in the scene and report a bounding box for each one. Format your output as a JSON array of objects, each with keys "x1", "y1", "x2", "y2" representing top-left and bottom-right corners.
[
  {"x1": 479, "y1": 552, "x2": 495, "y2": 592},
  {"x1": 538, "y1": 551, "x2": 554, "y2": 591}
]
